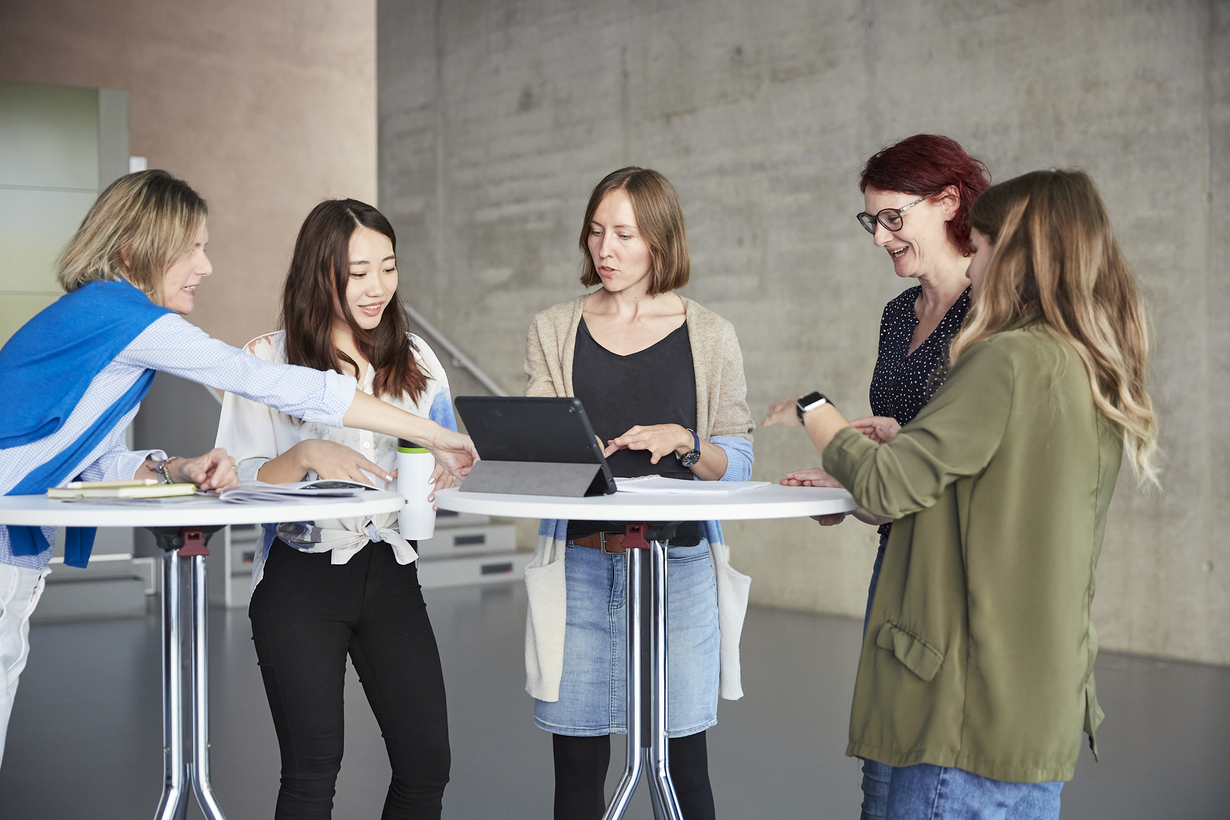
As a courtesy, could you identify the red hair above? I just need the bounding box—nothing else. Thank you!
[859,134,990,256]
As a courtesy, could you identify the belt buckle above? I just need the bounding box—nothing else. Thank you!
[599,532,619,556]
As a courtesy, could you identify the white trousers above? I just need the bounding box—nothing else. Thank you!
[0,563,49,770]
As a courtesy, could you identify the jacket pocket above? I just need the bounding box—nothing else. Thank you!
[875,620,944,681]
[1084,676,1104,761]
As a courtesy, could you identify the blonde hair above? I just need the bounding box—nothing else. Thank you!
[952,169,1159,486]
[57,170,208,304]
[578,167,690,295]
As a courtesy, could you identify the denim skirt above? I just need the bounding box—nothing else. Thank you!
[533,540,720,739]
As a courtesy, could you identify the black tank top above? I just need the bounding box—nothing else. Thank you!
[567,316,701,543]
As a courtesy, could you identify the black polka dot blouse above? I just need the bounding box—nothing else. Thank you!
[869,285,972,426]
[868,285,971,537]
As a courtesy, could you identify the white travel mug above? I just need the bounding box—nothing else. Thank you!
[397,439,436,541]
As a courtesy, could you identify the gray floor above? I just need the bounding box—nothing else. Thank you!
[2,582,1228,819]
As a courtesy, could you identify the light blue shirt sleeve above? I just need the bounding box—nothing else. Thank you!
[119,315,357,427]
[710,435,753,482]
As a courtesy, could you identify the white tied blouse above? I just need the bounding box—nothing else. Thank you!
[214,331,456,591]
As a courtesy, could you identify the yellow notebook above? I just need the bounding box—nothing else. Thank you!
[48,483,197,499]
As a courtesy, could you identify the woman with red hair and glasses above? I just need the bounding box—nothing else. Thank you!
[778,134,990,820]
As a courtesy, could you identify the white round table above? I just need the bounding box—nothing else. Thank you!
[435,484,857,820]
[0,492,402,528]
[0,491,403,820]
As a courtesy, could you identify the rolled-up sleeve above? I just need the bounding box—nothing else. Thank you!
[711,435,753,481]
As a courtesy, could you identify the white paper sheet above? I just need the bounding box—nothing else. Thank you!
[614,476,770,494]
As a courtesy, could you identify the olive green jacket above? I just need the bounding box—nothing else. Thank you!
[824,321,1124,783]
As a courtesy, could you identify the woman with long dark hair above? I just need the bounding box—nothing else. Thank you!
[0,172,474,774]
[216,199,454,819]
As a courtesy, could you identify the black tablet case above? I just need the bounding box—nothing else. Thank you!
[453,396,617,497]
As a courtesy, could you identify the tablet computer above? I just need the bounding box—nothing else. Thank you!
[453,396,617,496]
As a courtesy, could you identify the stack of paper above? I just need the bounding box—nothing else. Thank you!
[219,479,374,504]
[613,476,770,494]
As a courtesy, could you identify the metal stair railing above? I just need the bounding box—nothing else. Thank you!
[403,304,507,397]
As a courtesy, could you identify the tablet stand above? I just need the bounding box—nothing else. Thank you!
[459,460,609,497]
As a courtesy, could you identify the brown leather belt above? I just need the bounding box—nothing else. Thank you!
[572,532,627,554]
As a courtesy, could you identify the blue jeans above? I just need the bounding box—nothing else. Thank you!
[861,534,891,820]
[887,764,1063,820]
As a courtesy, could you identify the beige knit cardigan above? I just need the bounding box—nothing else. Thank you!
[521,293,756,702]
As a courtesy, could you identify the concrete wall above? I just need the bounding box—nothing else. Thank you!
[0,0,378,348]
[378,0,1229,666]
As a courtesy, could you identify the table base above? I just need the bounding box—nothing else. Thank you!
[604,523,684,820]
[148,527,228,820]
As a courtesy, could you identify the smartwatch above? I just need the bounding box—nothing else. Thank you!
[796,391,834,422]
[677,427,701,468]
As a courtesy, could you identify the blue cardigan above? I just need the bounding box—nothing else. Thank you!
[0,280,170,566]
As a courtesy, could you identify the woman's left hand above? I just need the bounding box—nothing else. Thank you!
[762,396,804,427]
[851,416,900,444]
[603,424,692,465]
[781,467,842,487]
[172,448,240,491]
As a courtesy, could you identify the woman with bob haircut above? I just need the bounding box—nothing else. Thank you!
[0,171,476,771]
[781,133,990,819]
[764,168,1159,819]
[215,199,454,819]
[523,167,755,819]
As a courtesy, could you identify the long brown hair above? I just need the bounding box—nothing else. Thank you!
[280,199,427,402]
[578,167,689,295]
[58,170,207,301]
[952,170,1159,485]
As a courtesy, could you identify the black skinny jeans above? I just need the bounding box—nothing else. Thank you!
[249,540,451,819]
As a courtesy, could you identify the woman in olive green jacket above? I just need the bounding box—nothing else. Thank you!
[766,170,1159,819]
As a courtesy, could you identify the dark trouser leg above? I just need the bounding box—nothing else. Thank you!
[668,731,715,820]
[551,731,716,820]
[349,552,450,820]
[552,733,611,820]
[249,543,353,820]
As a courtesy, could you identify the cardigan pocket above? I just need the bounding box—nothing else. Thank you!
[523,551,568,702]
[876,621,944,681]
[711,541,750,701]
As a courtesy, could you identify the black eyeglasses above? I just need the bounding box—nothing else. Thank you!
[856,194,931,235]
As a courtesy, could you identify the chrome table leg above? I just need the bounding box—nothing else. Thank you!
[153,549,187,820]
[645,538,683,819]
[603,544,646,820]
[148,526,227,820]
[602,524,684,820]
[187,548,227,820]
